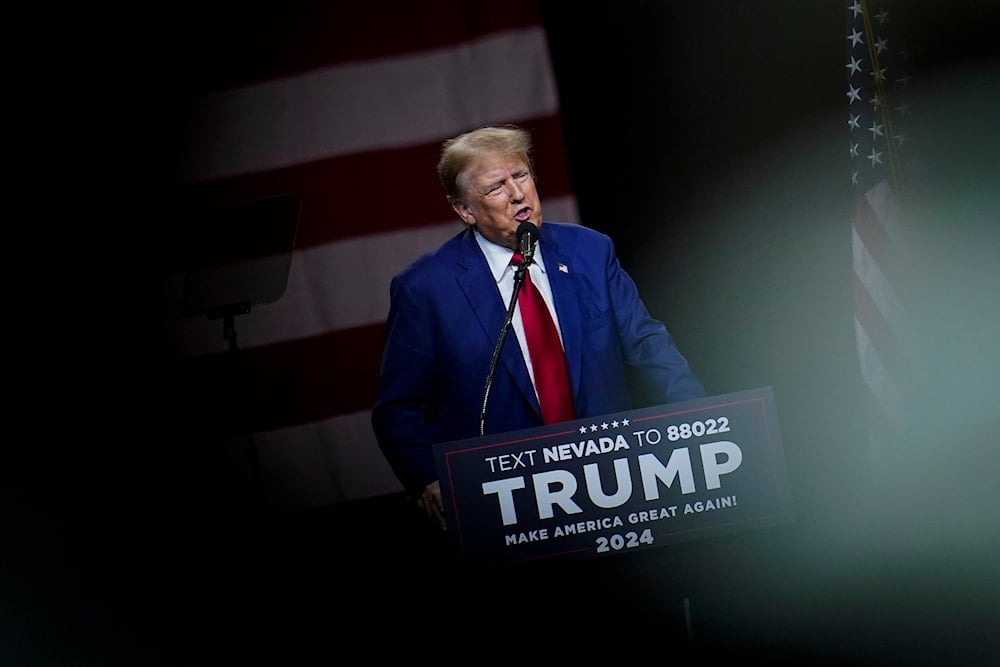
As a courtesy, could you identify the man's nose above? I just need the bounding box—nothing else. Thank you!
[507,181,525,201]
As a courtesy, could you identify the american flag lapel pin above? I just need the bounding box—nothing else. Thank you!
[558,263,568,273]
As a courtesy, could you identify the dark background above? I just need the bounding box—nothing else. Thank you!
[9,1,999,665]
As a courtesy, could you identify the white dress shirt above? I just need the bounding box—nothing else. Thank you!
[474,228,566,394]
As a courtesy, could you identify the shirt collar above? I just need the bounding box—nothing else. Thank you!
[474,227,547,284]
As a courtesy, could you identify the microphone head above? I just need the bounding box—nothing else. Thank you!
[516,221,538,263]
[516,221,538,242]
[516,222,539,260]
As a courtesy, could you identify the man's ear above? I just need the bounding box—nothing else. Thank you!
[451,200,475,226]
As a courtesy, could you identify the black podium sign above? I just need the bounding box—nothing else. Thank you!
[434,386,793,567]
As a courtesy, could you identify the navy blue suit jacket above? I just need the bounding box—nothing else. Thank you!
[372,222,705,495]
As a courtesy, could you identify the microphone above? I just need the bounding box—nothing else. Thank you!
[516,221,539,266]
[480,223,537,436]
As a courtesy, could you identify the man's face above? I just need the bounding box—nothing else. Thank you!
[452,151,543,250]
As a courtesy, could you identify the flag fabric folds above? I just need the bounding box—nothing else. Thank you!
[161,1,578,513]
[845,0,916,462]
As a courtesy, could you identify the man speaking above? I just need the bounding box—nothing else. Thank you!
[372,125,705,532]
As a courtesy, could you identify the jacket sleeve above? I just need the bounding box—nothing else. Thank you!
[605,236,707,404]
[371,274,440,497]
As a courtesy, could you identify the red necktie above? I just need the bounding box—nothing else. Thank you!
[511,252,575,424]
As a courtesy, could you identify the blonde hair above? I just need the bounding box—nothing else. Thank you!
[437,125,534,203]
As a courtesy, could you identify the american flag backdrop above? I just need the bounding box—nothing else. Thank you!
[845,0,917,463]
[157,1,578,514]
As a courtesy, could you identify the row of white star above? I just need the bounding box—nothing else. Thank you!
[848,0,889,24]
[847,84,912,111]
[577,418,630,434]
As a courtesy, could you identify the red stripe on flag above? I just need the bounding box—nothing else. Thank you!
[173,324,386,435]
[164,113,572,268]
[187,2,546,91]
[852,195,905,298]
[852,271,910,386]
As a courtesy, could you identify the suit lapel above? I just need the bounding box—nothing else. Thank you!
[454,229,540,416]
[539,227,584,402]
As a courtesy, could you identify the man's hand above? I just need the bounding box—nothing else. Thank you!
[416,480,446,531]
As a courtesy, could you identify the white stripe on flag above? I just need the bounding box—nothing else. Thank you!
[165,196,579,358]
[864,180,906,246]
[179,26,559,183]
[852,225,909,350]
[853,319,904,435]
[253,411,403,510]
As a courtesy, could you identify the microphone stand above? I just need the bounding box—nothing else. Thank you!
[479,261,528,436]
